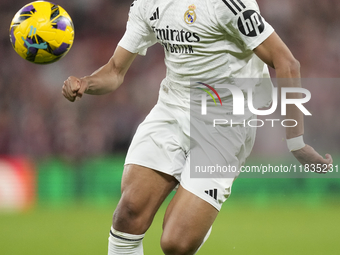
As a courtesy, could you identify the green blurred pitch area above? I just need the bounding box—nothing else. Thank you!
[0,155,339,254]
[0,200,339,255]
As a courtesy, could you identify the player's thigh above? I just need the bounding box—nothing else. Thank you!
[113,164,178,234]
[161,185,218,254]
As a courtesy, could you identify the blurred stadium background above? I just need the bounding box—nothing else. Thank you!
[0,0,339,254]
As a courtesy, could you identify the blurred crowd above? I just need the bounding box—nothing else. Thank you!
[0,0,339,159]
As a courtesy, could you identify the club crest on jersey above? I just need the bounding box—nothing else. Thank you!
[184,4,197,24]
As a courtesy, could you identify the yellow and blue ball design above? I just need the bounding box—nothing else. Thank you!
[9,1,74,64]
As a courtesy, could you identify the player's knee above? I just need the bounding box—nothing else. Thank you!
[160,234,200,255]
[112,196,151,233]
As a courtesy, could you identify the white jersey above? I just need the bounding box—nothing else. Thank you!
[118,0,274,109]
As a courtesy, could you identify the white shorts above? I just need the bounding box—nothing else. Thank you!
[125,98,256,211]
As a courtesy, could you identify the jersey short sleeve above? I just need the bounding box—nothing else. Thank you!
[118,0,157,56]
[213,0,274,50]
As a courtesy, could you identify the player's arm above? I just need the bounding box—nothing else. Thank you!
[62,46,137,102]
[254,32,302,139]
[253,32,333,169]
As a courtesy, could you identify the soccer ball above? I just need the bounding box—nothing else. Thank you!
[9,1,74,64]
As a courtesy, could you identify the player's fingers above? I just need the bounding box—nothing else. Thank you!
[317,154,332,164]
[75,79,88,100]
[62,82,71,97]
[316,153,332,165]
[324,153,333,166]
[63,81,74,100]
[325,153,332,161]
[63,81,76,102]
[313,154,333,173]
[67,76,80,93]
[63,77,82,102]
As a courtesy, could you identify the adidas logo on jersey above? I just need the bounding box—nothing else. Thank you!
[222,0,246,15]
[150,7,160,20]
[205,189,218,200]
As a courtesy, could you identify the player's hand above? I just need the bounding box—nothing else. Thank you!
[62,76,88,102]
[292,144,333,173]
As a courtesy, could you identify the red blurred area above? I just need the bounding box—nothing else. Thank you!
[0,157,36,211]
